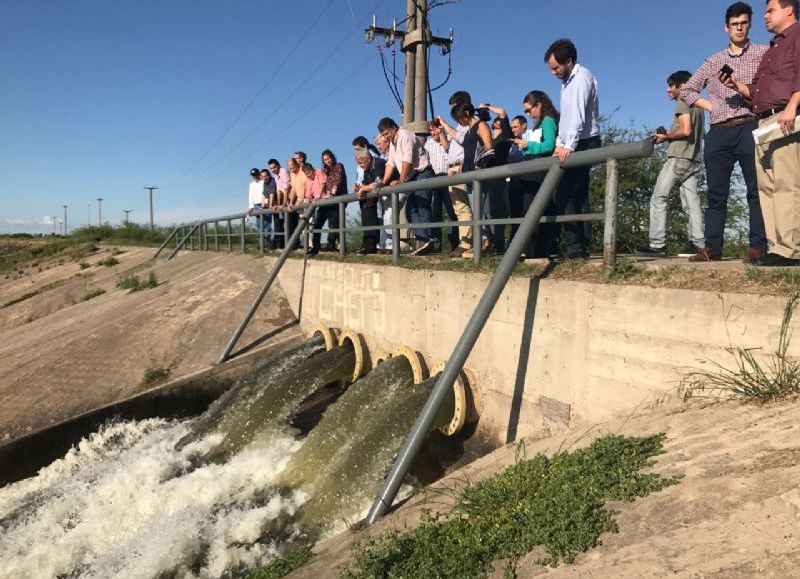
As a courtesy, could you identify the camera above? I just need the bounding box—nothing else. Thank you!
[475,107,491,122]
[651,126,667,143]
[719,64,734,78]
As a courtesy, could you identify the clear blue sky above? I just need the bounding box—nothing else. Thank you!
[0,0,776,234]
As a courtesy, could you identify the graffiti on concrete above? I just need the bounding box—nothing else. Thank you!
[318,265,386,332]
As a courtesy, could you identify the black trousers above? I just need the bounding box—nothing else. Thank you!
[553,135,601,257]
[704,122,766,253]
[430,185,459,249]
[360,202,379,250]
[313,204,340,249]
[510,177,560,257]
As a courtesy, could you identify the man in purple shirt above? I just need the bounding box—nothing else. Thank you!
[726,0,800,266]
[680,2,769,263]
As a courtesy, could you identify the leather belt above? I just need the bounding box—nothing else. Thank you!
[757,106,786,119]
[712,115,757,128]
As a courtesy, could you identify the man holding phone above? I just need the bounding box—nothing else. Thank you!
[680,2,768,263]
[723,0,800,266]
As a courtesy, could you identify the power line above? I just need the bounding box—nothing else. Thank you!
[166,0,338,189]
[179,1,386,187]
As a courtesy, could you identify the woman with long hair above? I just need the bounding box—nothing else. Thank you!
[511,90,561,258]
[316,149,347,251]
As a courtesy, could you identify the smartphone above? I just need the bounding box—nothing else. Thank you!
[719,64,734,77]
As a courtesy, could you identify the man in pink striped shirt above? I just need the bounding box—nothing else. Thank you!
[680,2,768,264]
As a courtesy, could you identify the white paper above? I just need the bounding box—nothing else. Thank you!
[752,115,800,146]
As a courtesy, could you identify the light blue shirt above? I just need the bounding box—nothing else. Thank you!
[557,63,600,151]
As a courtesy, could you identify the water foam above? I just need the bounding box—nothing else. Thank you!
[0,418,305,579]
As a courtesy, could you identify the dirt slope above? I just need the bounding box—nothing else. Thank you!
[294,397,800,579]
[0,246,301,443]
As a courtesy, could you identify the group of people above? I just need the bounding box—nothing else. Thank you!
[247,0,799,267]
[641,0,800,266]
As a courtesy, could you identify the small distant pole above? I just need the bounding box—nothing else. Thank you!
[52,216,57,236]
[122,209,132,225]
[62,204,68,236]
[144,186,158,232]
[97,198,104,225]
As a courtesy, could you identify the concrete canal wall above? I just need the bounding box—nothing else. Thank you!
[276,259,798,447]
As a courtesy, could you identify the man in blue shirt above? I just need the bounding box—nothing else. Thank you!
[545,38,601,259]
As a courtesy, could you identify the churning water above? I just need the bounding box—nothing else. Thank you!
[0,339,434,579]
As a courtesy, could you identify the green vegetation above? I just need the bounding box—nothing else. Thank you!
[683,291,800,402]
[117,271,158,292]
[69,223,167,247]
[243,548,313,579]
[343,434,678,579]
[81,288,106,302]
[141,367,171,387]
[0,239,98,273]
[100,256,119,267]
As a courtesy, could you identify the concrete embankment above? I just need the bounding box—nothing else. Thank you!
[0,247,301,447]
[276,258,800,448]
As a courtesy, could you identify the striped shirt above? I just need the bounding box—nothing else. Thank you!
[425,138,449,175]
[680,41,768,125]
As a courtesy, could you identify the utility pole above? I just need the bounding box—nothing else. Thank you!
[144,186,158,232]
[62,205,68,236]
[365,0,453,137]
[122,209,132,225]
[97,198,104,225]
[52,216,57,236]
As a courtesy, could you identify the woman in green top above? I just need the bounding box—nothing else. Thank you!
[512,90,561,258]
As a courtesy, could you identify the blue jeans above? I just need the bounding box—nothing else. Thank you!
[251,205,272,245]
[649,157,704,248]
[404,168,434,241]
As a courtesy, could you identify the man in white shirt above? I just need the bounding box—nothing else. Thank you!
[545,38,601,259]
[246,167,267,247]
[378,117,436,255]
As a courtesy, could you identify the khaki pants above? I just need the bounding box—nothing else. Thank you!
[756,114,800,258]
[447,165,473,249]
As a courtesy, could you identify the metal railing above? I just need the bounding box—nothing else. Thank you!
[153,140,652,280]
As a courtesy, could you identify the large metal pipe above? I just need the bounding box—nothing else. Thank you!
[366,163,565,524]
[217,206,314,364]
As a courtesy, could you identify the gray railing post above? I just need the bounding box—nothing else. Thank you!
[391,193,400,264]
[240,217,246,253]
[365,164,566,525]
[217,206,315,364]
[472,180,482,265]
[151,226,180,260]
[603,159,619,280]
[259,211,264,255]
[339,201,346,256]
[227,220,232,252]
[213,221,219,252]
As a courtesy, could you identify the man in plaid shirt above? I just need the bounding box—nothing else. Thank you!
[680,2,768,263]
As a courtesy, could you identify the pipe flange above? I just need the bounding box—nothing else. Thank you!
[392,346,427,385]
[372,351,392,368]
[430,361,467,436]
[338,329,368,383]
[310,324,338,351]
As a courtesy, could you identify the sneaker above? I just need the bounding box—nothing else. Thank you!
[462,249,474,259]
[677,244,703,258]
[688,248,721,262]
[636,245,667,257]
[755,252,800,267]
[412,240,434,256]
[743,246,766,264]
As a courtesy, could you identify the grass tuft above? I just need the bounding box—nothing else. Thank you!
[140,367,170,387]
[343,434,679,578]
[116,272,158,293]
[683,291,800,402]
[99,256,119,267]
[81,288,106,302]
[242,548,313,579]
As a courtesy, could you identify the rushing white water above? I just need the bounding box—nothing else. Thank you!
[0,418,306,579]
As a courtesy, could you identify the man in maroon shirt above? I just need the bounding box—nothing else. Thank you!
[727,0,800,265]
